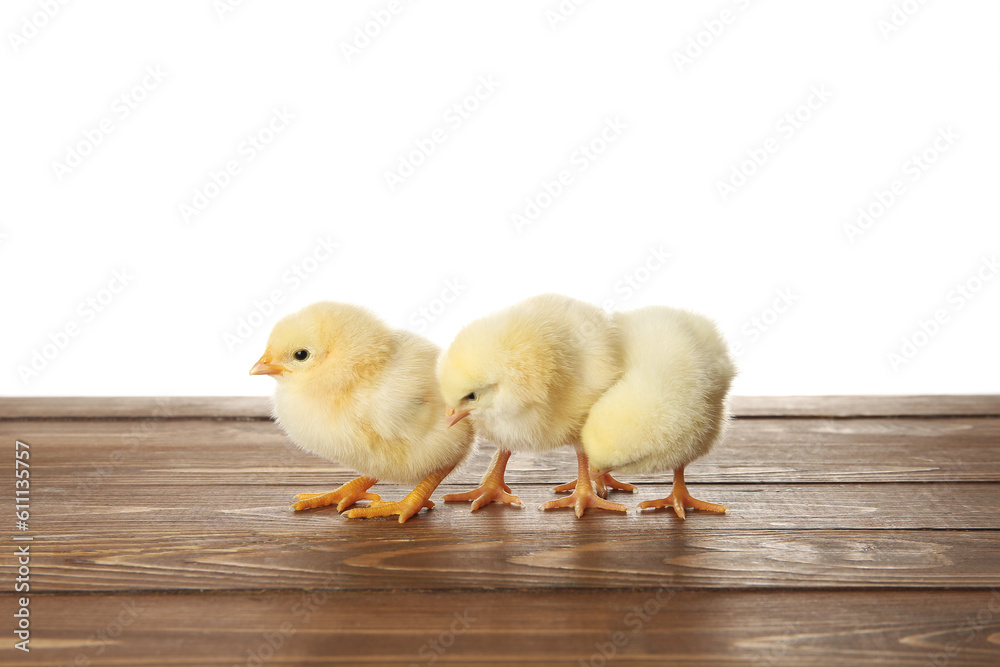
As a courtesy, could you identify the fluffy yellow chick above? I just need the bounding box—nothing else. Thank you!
[438,294,633,516]
[581,306,736,518]
[250,302,474,523]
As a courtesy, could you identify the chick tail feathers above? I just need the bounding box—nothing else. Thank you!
[580,372,666,474]
[583,366,734,476]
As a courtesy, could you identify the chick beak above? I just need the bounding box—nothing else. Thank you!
[445,407,471,428]
[249,349,287,376]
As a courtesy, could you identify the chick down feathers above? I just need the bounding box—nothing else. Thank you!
[581,306,736,475]
[265,302,474,484]
[438,294,621,453]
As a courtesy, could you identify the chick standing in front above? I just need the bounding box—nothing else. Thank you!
[250,302,474,523]
[581,306,735,518]
[437,294,635,516]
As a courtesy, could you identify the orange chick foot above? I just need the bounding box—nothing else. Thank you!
[540,471,628,518]
[639,484,726,519]
[344,497,435,523]
[555,473,637,496]
[540,484,627,518]
[638,469,726,520]
[442,448,521,511]
[343,465,454,524]
[442,481,522,511]
[544,448,629,517]
[593,473,638,497]
[291,476,380,512]
[638,492,726,519]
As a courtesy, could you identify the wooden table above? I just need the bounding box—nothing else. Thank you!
[2,396,998,666]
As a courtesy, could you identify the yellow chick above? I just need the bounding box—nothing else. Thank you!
[438,294,633,516]
[250,302,474,523]
[581,306,736,518]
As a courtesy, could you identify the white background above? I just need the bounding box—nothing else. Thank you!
[2,0,997,397]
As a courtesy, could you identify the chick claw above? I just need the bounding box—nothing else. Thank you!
[290,476,380,512]
[442,482,523,512]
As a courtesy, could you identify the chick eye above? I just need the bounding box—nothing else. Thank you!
[293,349,309,361]
[464,392,477,401]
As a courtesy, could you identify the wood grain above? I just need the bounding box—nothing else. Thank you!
[1,590,997,666]
[19,528,1000,593]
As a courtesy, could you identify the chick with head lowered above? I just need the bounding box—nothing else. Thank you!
[581,306,736,518]
[250,302,474,523]
[437,294,637,517]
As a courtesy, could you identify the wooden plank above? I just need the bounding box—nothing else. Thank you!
[18,481,1000,537]
[3,394,998,420]
[2,417,997,484]
[19,528,1000,593]
[2,590,998,666]
[0,396,273,421]
[733,394,1000,418]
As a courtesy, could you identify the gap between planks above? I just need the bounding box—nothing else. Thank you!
[2,395,999,420]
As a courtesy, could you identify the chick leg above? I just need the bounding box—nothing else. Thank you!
[638,467,727,519]
[556,472,637,497]
[442,449,523,511]
[291,476,381,512]
[539,448,628,518]
[345,465,454,524]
